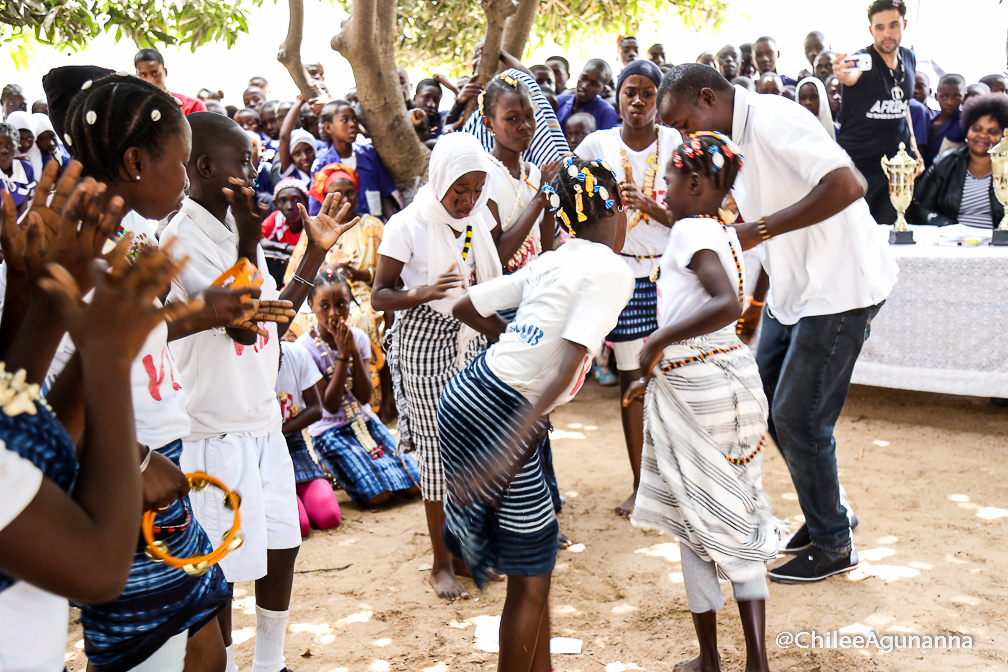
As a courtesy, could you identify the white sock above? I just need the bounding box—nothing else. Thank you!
[225,643,238,672]
[251,606,289,672]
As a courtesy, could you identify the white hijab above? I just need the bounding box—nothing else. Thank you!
[796,77,836,141]
[413,132,502,301]
[5,111,43,178]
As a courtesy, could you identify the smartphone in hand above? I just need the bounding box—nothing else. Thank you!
[843,53,872,72]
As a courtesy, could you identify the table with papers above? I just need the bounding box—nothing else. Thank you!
[848,225,1008,397]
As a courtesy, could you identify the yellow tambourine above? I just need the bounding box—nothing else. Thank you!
[143,472,243,576]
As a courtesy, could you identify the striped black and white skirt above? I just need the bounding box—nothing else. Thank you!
[438,354,558,588]
[387,304,485,501]
[630,327,783,585]
[608,276,659,342]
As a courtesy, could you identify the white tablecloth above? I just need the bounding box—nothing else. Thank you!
[849,225,1008,397]
[744,224,1008,397]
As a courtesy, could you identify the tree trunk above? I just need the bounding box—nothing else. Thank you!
[277,0,320,101]
[331,0,430,201]
[462,0,519,120]
[500,0,539,62]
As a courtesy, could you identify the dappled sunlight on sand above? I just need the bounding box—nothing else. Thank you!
[635,542,682,563]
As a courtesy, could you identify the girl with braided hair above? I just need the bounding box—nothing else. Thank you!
[297,269,421,510]
[43,70,281,672]
[623,132,781,672]
[439,157,634,672]
[574,58,683,519]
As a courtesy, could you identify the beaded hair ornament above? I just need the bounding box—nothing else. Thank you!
[71,74,163,148]
[671,130,744,172]
[542,157,619,236]
[478,72,520,116]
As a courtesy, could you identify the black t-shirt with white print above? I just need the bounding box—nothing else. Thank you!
[837,45,916,164]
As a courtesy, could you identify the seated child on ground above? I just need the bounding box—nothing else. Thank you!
[276,340,341,536]
[297,270,421,509]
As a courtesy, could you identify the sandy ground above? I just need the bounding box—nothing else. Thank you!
[65,381,1008,671]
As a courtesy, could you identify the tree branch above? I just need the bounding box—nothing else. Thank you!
[331,0,430,202]
[277,0,320,100]
[501,0,540,60]
[463,0,519,119]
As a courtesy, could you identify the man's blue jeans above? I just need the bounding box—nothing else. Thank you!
[756,303,883,558]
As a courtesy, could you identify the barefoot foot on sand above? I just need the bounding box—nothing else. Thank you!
[429,565,470,600]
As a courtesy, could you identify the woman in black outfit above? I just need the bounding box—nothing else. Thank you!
[910,94,1008,228]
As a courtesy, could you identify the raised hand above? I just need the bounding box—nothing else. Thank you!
[540,159,563,188]
[619,181,652,215]
[222,177,267,243]
[297,192,359,253]
[43,178,125,295]
[38,246,195,366]
[231,299,296,337]
[0,190,44,280]
[21,159,84,251]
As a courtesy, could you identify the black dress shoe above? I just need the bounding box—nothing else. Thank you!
[769,546,859,584]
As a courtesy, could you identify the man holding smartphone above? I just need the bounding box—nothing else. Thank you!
[834,0,922,225]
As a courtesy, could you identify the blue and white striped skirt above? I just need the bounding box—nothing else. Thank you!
[313,419,421,507]
[608,276,659,342]
[438,354,558,588]
[285,431,329,484]
[80,440,231,672]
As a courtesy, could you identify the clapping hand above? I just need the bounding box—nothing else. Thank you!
[38,246,197,367]
[297,192,359,253]
[21,159,85,251]
[222,177,268,243]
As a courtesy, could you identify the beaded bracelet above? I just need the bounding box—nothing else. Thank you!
[143,472,242,576]
[756,218,772,241]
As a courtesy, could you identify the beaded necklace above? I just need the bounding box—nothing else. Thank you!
[460,225,473,262]
[485,153,541,272]
[621,133,660,231]
[694,213,744,304]
[311,329,384,459]
[648,213,743,303]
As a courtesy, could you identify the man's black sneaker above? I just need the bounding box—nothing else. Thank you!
[769,546,859,583]
[781,524,811,554]
[781,513,860,556]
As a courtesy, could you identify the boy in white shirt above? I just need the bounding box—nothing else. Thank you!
[656,64,898,584]
[161,111,355,672]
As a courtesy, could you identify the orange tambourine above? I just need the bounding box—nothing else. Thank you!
[143,472,243,576]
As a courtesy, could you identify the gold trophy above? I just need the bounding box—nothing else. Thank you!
[881,142,919,245]
[989,128,1008,246]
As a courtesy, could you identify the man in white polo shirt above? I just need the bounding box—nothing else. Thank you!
[657,64,898,583]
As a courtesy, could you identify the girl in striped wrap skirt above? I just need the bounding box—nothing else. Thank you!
[623,133,783,672]
[439,158,633,672]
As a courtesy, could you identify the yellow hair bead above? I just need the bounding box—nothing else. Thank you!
[558,209,575,236]
[574,185,587,222]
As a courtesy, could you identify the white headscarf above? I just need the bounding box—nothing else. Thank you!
[5,111,43,178]
[796,77,836,141]
[413,132,502,294]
